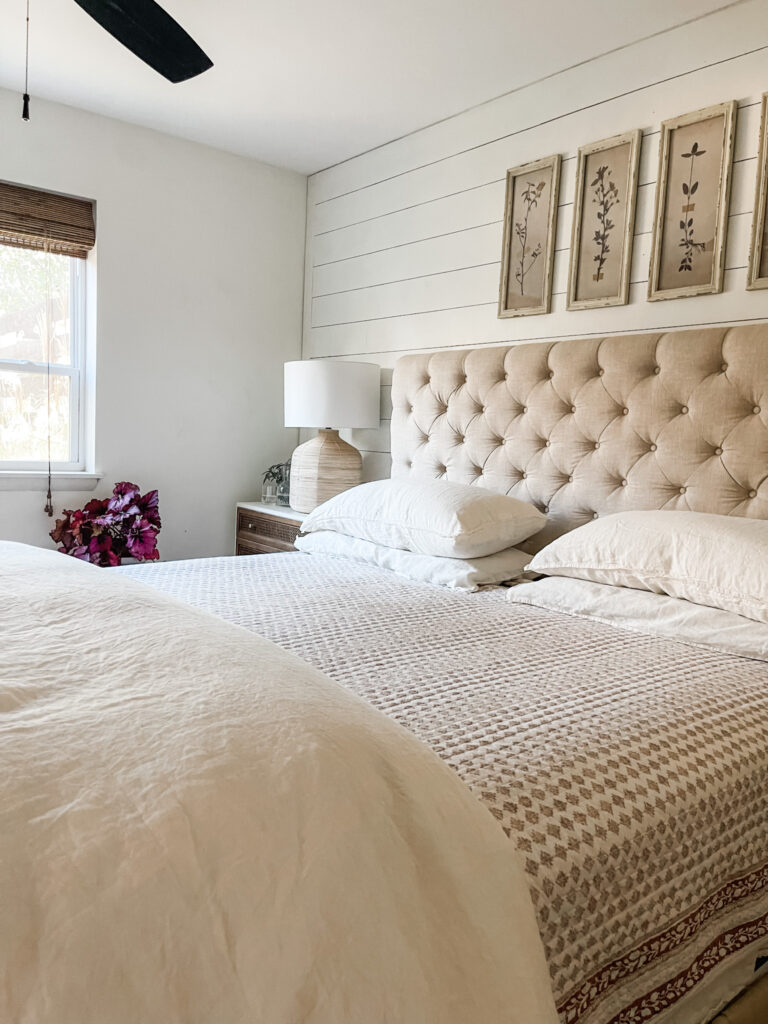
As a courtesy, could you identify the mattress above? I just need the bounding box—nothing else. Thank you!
[120,551,768,1024]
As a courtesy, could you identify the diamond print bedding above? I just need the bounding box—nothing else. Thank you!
[120,551,768,1024]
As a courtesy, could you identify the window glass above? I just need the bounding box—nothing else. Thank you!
[0,244,83,467]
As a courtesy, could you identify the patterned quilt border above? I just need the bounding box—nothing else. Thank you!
[560,862,768,1023]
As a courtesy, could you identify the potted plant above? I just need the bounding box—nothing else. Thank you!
[50,481,161,567]
[262,460,291,506]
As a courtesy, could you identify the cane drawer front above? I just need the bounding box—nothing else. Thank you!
[236,507,302,555]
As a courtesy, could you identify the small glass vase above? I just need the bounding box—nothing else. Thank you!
[262,480,278,504]
[276,480,290,506]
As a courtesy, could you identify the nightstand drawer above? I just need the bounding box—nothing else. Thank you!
[235,505,304,555]
[236,536,300,556]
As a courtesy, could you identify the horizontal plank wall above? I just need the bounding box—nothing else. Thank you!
[303,0,768,482]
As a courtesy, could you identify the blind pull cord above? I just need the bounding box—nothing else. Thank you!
[22,0,31,121]
[44,235,53,517]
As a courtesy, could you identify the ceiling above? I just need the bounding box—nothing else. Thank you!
[0,0,739,174]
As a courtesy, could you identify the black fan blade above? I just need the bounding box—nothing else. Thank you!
[72,0,213,83]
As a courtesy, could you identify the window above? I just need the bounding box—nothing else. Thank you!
[0,245,86,468]
[0,181,95,472]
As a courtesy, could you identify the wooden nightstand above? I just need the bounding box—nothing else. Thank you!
[235,502,306,555]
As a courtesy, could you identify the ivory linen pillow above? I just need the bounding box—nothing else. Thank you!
[295,531,531,590]
[526,510,768,623]
[300,479,546,558]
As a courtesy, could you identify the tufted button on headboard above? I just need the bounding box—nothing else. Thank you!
[390,325,768,553]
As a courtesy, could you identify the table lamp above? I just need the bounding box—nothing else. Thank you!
[284,359,380,513]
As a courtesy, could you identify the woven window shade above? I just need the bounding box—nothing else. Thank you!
[0,181,95,259]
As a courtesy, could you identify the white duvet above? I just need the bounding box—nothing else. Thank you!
[0,542,557,1024]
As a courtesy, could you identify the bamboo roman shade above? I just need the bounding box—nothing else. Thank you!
[0,181,95,259]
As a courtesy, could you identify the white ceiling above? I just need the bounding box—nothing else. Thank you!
[0,0,738,174]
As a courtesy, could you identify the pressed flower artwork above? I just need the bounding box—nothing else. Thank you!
[649,101,736,300]
[498,154,561,317]
[747,92,768,291]
[568,130,641,310]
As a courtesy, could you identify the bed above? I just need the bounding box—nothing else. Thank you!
[4,325,768,1024]
[119,324,768,1024]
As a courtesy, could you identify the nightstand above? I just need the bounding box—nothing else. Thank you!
[235,502,306,555]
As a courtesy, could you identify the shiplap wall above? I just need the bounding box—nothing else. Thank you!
[302,0,768,481]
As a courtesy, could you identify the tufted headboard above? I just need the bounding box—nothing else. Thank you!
[390,325,768,552]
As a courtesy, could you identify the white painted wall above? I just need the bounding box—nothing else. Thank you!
[0,88,306,559]
[302,0,768,481]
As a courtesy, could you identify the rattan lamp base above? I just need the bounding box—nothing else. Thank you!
[289,429,362,513]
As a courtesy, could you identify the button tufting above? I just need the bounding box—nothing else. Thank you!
[598,368,605,377]
[570,406,577,414]
[522,471,527,479]
[721,364,728,373]
[543,506,549,514]
[594,442,600,450]
[650,443,657,452]
[522,406,528,413]
[679,487,687,495]
[545,440,551,447]
[621,479,628,487]
[681,406,688,415]
[653,366,661,375]
[622,408,629,416]
[592,512,599,520]
[754,406,761,415]
[749,489,757,498]
[457,435,464,443]
[548,370,554,379]
[568,475,573,483]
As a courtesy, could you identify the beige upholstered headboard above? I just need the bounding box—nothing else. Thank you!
[390,325,768,552]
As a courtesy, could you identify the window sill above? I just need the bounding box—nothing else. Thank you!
[0,471,102,492]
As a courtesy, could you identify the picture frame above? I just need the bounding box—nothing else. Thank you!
[747,92,768,291]
[567,129,642,310]
[648,100,736,301]
[498,154,561,318]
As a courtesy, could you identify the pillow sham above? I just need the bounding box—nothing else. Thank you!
[295,531,531,591]
[526,510,768,624]
[300,479,546,558]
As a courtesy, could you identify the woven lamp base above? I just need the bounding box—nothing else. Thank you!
[289,429,362,513]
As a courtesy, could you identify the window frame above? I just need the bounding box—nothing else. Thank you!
[0,252,87,472]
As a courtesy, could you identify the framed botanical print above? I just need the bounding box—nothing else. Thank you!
[747,92,768,290]
[648,100,736,301]
[567,129,642,310]
[498,154,561,318]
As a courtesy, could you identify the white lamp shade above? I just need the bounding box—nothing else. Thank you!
[284,360,380,429]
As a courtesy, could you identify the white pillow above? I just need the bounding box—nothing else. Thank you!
[295,531,531,591]
[526,510,768,623]
[300,479,546,558]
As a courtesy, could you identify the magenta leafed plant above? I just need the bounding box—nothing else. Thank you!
[50,482,161,567]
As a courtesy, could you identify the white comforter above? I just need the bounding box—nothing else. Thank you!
[0,542,557,1024]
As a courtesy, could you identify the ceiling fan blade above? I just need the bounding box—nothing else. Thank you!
[72,0,213,83]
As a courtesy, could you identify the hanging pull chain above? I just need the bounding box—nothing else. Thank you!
[22,0,30,121]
